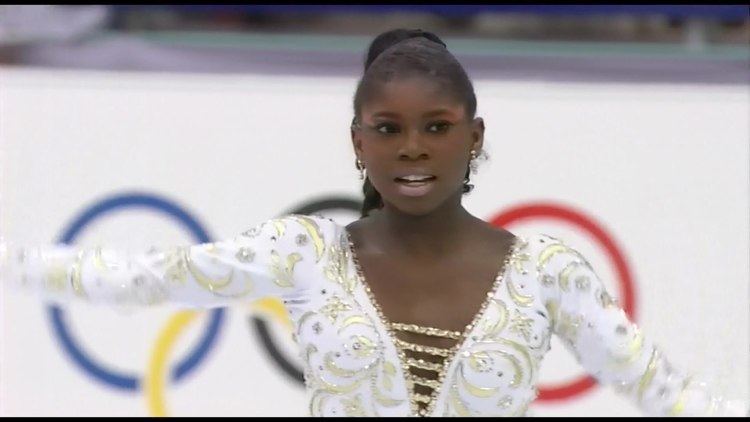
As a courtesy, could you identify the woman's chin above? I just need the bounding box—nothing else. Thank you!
[380,197,448,218]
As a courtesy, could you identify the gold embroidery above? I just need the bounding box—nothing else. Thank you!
[449,384,472,416]
[508,240,531,274]
[186,251,234,292]
[291,215,326,262]
[537,244,572,271]
[339,315,375,334]
[209,274,254,299]
[544,300,559,326]
[506,277,534,307]
[297,311,319,337]
[559,260,582,292]
[320,295,352,323]
[372,378,404,407]
[342,394,366,417]
[495,338,536,385]
[70,250,87,298]
[381,361,397,391]
[556,311,583,344]
[597,289,617,308]
[45,263,68,292]
[324,351,358,377]
[163,247,188,283]
[349,335,376,358]
[93,247,113,272]
[509,309,535,342]
[637,349,660,402]
[512,399,530,416]
[271,219,286,238]
[495,350,524,388]
[669,377,692,416]
[459,361,498,398]
[316,375,364,395]
[324,240,357,294]
[609,328,645,369]
[482,299,509,339]
[309,390,328,417]
[269,250,302,288]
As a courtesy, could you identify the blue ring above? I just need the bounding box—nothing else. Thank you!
[47,192,225,390]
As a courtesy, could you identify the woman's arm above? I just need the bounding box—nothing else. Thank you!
[1,214,329,309]
[532,234,746,416]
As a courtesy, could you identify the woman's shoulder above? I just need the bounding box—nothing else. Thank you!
[512,232,595,274]
[282,213,340,226]
[255,213,340,228]
[241,213,341,243]
[511,231,574,247]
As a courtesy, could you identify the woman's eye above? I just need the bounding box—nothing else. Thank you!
[427,122,451,133]
[376,124,399,134]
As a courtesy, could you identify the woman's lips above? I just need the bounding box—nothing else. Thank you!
[394,178,436,197]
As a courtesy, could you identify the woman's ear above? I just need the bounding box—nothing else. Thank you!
[471,117,485,152]
[351,130,363,158]
[351,117,363,158]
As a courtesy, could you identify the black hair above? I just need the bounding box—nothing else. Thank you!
[352,28,479,218]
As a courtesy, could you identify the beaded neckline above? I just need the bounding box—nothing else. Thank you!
[344,228,521,417]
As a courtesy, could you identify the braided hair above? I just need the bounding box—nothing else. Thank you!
[352,29,480,218]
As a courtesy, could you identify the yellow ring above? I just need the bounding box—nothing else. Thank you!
[145,310,201,417]
[143,298,291,416]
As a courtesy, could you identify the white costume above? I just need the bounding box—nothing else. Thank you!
[1,214,746,416]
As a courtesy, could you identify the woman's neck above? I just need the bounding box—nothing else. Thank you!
[370,195,478,257]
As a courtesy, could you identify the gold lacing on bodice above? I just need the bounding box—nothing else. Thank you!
[389,321,462,415]
[345,229,520,417]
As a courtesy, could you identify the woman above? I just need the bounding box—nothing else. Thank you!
[1,28,746,417]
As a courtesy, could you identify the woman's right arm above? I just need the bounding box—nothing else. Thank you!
[1,214,330,309]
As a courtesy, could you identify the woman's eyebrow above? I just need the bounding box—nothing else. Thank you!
[422,108,459,118]
[369,109,459,119]
[371,111,400,119]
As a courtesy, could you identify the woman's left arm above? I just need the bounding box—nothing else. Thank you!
[533,234,747,416]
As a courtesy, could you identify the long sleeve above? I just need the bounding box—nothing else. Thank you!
[533,233,747,417]
[1,214,329,309]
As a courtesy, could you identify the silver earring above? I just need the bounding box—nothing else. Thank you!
[469,149,479,174]
[356,158,366,180]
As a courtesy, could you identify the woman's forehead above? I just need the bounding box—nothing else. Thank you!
[361,77,465,118]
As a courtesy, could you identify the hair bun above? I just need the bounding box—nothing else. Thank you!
[412,29,447,48]
[364,28,447,71]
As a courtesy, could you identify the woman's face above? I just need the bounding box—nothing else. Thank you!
[352,76,484,217]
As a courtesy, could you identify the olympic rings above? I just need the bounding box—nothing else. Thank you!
[50,192,225,394]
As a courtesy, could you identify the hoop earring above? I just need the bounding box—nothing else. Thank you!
[356,158,366,180]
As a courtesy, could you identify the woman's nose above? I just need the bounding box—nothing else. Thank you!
[398,130,428,159]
